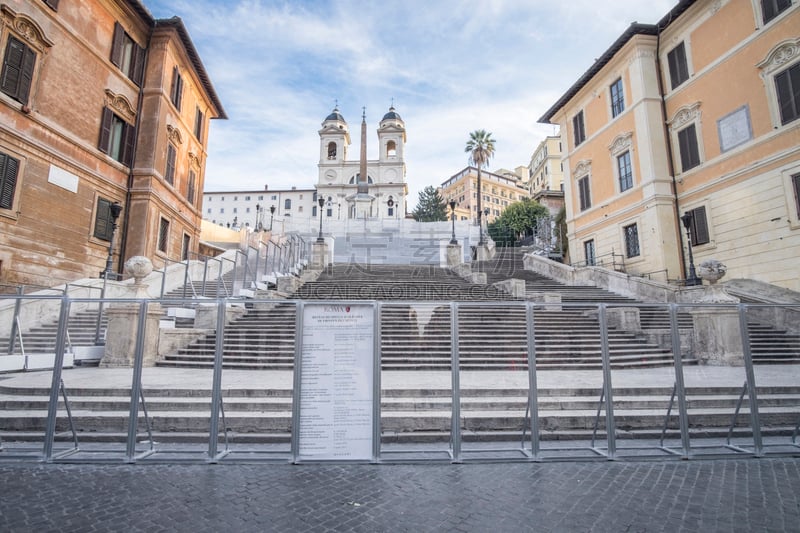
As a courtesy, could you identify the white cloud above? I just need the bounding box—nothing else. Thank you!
[147,0,678,202]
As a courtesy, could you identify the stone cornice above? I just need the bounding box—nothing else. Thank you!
[757,38,800,76]
[166,124,183,145]
[1,4,55,52]
[573,159,592,178]
[608,131,634,155]
[104,90,136,123]
[668,102,702,130]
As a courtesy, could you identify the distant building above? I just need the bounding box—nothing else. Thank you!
[539,0,800,289]
[439,167,528,224]
[0,0,225,286]
[202,186,317,229]
[528,135,565,217]
[315,106,408,220]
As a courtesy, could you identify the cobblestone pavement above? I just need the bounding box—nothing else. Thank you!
[1,458,799,532]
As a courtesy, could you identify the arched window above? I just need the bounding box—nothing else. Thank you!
[327,142,337,159]
[349,174,374,184]
[386,140,397,157]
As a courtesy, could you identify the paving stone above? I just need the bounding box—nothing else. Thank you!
[0,458,798,532]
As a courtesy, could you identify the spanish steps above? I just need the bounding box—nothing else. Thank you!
[1,247,799,446]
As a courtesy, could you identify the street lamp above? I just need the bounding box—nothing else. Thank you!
[680,212,702,286]
[269,205,275,231]
[102,201,123,279]
[449,200,458,245]
[255,203,261,231]
[317,197,325,242]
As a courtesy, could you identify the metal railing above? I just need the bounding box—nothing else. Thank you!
[0,298,798,464]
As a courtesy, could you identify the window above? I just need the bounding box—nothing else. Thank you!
[762,0,792,23]
[219,208,224,213]
[775,62,800,125]
[98,107,136,166]
[271,195,277,200]
[387,140,397,157]
[0,151,20,210]
[165,144,176,185]
[245,196,251,201]
[1,36,36,105]
[110,23,145,86]
[610,78,625,117]
[284,199,291,210]
[327,142,337,159]
[326,207,333,217]
[170,66,183,110]
[677,124,701,172]
[194,107,204,139]
[207,208,211,214]
[186,170,197,204]
[233,208,237,214]
[312,206,317,217]
[667,42,690,89]
[572,111,586,146]
[685,206,710,246]
[793,173,800,217]
[578,176,591,211]
[584,240,596,266]
[158,217,169,253]
[181,234,190,261]
[624,224,640,258]
[617,151,633,192]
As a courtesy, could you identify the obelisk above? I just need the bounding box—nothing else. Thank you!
[354,107,374,218]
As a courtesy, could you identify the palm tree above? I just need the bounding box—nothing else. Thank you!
[465,129,496,244]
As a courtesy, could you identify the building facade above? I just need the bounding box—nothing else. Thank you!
[539,0,800,289]
[440,167,529,224]
[202,186,317,229]
[0,0,225,287]
[316,106,408,220]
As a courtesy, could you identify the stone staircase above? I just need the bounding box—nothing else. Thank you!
[2,374,798,444]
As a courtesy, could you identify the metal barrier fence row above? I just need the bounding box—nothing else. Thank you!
[0,297,798,464]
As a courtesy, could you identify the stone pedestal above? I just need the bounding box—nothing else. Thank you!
[606,307,641,332]
[526,292,562,311]
[195,303,246,329]
[445,243,462,267]
[492,278,526,298]
[691,308,744,366]
[277,275,303,296]
[476,243,493,261]
[311,241,329,270]
[100,304,162,367]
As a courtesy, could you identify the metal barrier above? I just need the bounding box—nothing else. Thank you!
[0,297,798,464]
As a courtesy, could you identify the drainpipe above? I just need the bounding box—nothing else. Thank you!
[655,24,689,282]
[118,28,153,275]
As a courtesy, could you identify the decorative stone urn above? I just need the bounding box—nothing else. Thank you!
[124,256,153,298]
[697,259,727,285]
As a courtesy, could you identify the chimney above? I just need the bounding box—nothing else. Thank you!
[264,184,269,191]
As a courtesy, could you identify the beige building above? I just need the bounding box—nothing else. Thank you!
[0,0,224,287]
[440,166,529,224]
[539,0,800,289]
[528,135,566,217]
[203,186,317,229]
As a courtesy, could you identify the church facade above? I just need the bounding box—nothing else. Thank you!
[316,106,408,220]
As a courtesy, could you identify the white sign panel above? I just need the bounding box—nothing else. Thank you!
[298,303,374,460]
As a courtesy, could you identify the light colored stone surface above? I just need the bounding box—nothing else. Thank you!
[100,304,162,367]
[606,307,641,331]
[691,308,744,366]
[492,279,526,298]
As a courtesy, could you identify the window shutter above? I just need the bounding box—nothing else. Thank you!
[131,44,146,86]
[165,144,176,185]
[775,64,799,125]
[94,198,112,240]
[98,107,113,154]
[19,44,35,105]
[0,153,20,209]
[692,206,710,245]
[122,122,137,167]
[110,23,124,67]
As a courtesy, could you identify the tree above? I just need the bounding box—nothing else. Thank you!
[411,186,448,222]
[498,198,548,239]
[465,129,496,244]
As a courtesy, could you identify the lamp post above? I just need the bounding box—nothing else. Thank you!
[680,212,702,286]
[255,203,261,231]
[449,200,458,245]
[102,201,123,279]
[483,207,490,243]
[317,197,325,242]
[269,205,275,231]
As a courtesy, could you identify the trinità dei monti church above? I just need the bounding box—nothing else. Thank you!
[316,105,408,220]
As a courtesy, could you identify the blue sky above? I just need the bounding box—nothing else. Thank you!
[146,0,675,205]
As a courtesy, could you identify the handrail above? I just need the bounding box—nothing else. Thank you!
[571,250,626,272]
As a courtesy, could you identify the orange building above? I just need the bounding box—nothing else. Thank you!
[440,166,528,224]
[539,0,799,290]
[0,0,225,287]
